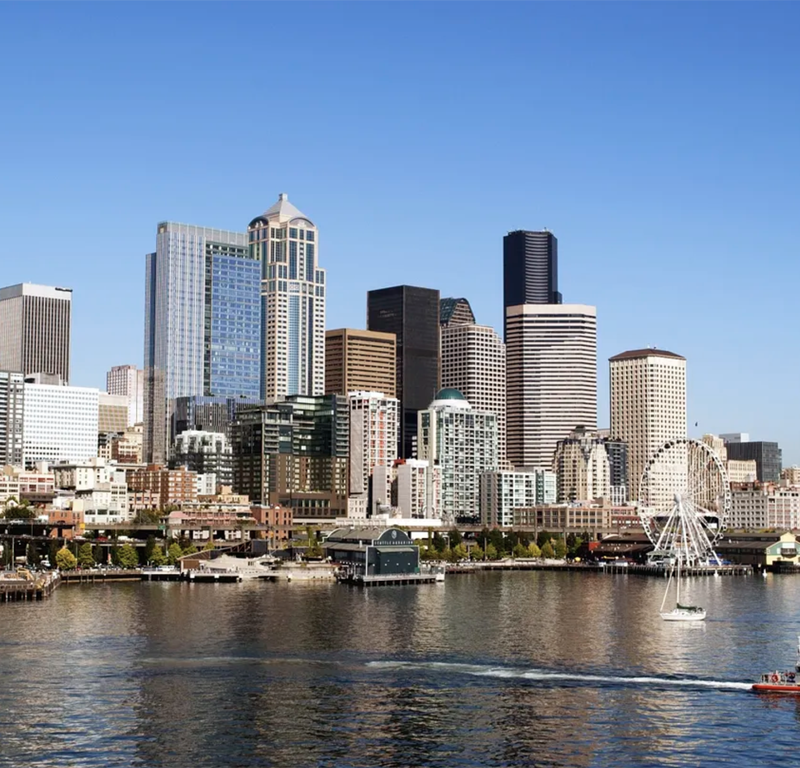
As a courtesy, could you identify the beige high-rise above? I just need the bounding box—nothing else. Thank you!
[0,283,72,382]
[609,349,687,502]
[325,329,396,397]
[506,304,597,470]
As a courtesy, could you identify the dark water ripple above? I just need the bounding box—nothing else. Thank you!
[1,573,800,766]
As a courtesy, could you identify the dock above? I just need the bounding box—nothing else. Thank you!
[0,572,61,602]
[339,571,444,587]
[445,560,752,577]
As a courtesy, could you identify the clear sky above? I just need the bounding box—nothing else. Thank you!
[1,3,799,461]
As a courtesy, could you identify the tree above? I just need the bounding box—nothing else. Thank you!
[144,536,157,563]
[149,547,166,566]
[471,544,484,561]
[451,543,468,562]
[527,542,541,558]
[541,541,555,559]
[554,538,568,559]
[56,546,77,571]
[537,530,553,548]
[77,542,95,568]
[448,528,463,548]
[488,528,505,556]
[512,542,528,559]
[167,543,183,565]
[183,543,198,556]
[485,542,499,560]
[432,532,448,553]
[47,539,60,568]
[117,544,140,569]
[203,540,216,551]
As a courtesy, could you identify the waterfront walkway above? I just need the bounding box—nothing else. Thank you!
[445,560,751,576]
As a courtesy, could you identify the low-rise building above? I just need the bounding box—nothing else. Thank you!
[781,467,800,486]
[730,486,800,531]
[323,526,419,576]
[727,459,758,484]
[513,502,632,537]
[127,465,197,510]
[715,532,800,568]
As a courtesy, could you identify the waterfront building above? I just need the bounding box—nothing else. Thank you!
[0,370,24,467]
[479,469,557,528]
[503,230,560,339]
[1,464,55,505]
[231,395,349,522]
[727,459,757,484]
[53,458,129,524]
[0,283,72,382]
[247,193,325,401]
[144,221,258,464]
[440,297,476,327]
[396,459,438,519]
[106,365,144,426]
[417,388,499,524]
[724,440,782,483]
[729,487,800,531]
[324,526,420,577]
[552,427,611,503]
[512,501,630,537]
[127,465,198,510]
[609,348,686,504]
[367,285,440,458]
[506,304,597,470]
[348,391,399,515]
[441,323,506,467]
[325,328,396,398]
[172,430,232,489]
[22,381,99,466]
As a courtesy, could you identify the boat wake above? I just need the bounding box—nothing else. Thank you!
[367,660,752,691]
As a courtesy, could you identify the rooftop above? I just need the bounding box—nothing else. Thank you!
[609,348,685,362]
[253,193,313,225]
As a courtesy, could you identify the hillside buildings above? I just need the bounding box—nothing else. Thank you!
[367,285,440,458]
[248,193,325,401]
[0,283,72,382]
[325,328,396,398]
[609,348,687,503]
[417,389,499,524]
[506,304,597,470]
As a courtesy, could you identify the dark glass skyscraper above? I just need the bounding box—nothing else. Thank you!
[724,441,782,483]
[367,285,440,458]
[503,230,561,338]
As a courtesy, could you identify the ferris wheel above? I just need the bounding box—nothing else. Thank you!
[638,438,731,566]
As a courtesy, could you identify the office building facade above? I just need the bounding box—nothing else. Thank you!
[724,441,782,483]
[506,304,597,470]
[106,365,144,426]
[440,297,476,327]
[0,371,24,466]
[552,427,611,503]
[325,328,396,398]
[441,323,506,467]
[479,469,557,528]
[609,349,687,503]
[367,285,440,458]
[0,283,72,382]
[248,193,325,401]
[503,230,560,338]
[144,222,257,464]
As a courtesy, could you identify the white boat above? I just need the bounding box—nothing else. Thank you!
[660,556,706,622]
[197,553,277,580]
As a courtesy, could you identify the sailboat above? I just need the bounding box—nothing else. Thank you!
[660,555,706,622]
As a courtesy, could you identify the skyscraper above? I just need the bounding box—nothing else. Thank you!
[609,349,687,502]
[724,441,782,483]
[367,285,440,458]
[106,365,144,426]
[441,323,506,467]
[143,222,258,463]
[506,304,597,470]
[440,297,476,327]
[503,230,560,338]
[0,283,72,382]
[325,328,396,397]
[0,371,24,466]
[248,193,325,401]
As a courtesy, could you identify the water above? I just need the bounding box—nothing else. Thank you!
[1,570,800,767]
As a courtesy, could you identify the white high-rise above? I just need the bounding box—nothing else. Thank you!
[506,304,597,470]
[348,391,399,515]
[552,427,611,502]
[441,323,506,467]
[248,194,326,400]
[106,365,144,426]
[609,349,687,502]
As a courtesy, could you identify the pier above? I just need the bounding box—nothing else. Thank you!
[445,560,752,577]
[0,572,60,602]
[339,572,443,587]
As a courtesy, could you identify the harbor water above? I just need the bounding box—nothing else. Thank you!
[1,570,799,767]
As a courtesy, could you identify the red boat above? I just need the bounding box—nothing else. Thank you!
[752,636,800,693]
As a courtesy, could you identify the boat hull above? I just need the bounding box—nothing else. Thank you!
[660,609,706,622]
[753,683,800,693]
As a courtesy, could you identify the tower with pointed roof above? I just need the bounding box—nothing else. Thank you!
[248,194,326,400]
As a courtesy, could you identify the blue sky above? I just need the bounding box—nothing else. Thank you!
[1,3,799,461]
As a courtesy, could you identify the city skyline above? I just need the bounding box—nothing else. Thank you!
[2,4,799,461]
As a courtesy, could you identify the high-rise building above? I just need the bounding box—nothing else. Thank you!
[106,365,144,426]
[506,304,597,470]
[325,329,396,398]
[172,430,233,488]
[440,297,476,327]
[441,323,506,467]
[396,459,438,518]
[0,283,72,382]
[97,393,128,458]
[724,441,782,483]
[367,285,440,458]
[418,388,499,523]
[552,427,611,503]
[169,395,261,447]
[0,371,24,466]
[479,469,557,528]
[248,194,325,401]
[23,381,99,466]
[348,391,399,516]
[143,221,258,464]
[609,349,687,503]
[503,230,560,339]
